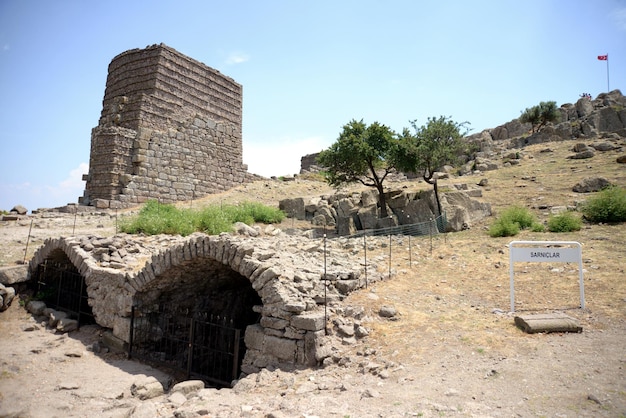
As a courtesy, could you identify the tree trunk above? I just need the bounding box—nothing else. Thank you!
[376,183,388,218]
[433,179,442,218]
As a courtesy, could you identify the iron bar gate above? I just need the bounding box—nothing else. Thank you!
[128,304,243,388]
[35,260,94,326]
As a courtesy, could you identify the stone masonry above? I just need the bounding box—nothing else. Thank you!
[81,44,253,209]
[28,231,385,374]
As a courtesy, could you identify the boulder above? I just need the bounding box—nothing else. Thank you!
[378,305,398,318]
[170,380,205,396]
[0,265,28,285]
[617,155,626,164]
[575,97,594,118]
[336,216,357,236]
[313,205,336,226]
[474,157,498,171]
[279,197,305,220]
[26,300,47,316]
[441,192,492,232]
[10,205,28,215]
[131,376,165,400]
[233,222,259,237]
[0,283,16,311]
[335,197,359,217]
[572,177,612,193]
[567,150,595,159]
[572,143,592,152]
[357,205,379,230]
[591,142,621,151]
[360,190,378,207]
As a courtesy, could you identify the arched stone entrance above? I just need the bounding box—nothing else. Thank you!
[28,232,382,381]
[28,248,95,326]
[129,257,262,386]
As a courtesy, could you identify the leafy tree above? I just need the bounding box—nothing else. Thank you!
[519,101,560,133]
[395,116,469,217]
[317,119,398,218]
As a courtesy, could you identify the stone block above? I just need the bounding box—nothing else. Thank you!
[170,380,205,396]
[291,311,326,331]
[0,265,28,285]
[264,335,296,361]
[244,324,265,350]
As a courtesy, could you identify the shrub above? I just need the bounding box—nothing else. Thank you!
[581,186,626,223]
[547,211,582,232]
[530,222,545,232]
[500,205,536,229]
[488,219,520,237]
[488,206,541,237]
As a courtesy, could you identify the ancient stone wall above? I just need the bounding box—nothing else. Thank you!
[81,44,252,208]
[27,232,385,374]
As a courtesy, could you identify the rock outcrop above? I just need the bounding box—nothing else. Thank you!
[281,188,491,234]
[467,90,626,149]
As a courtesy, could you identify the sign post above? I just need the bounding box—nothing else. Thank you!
[509,241,584,312]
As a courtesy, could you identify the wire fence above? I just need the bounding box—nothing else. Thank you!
[346,212,447,239]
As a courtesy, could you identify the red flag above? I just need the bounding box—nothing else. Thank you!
[598,55,608,61]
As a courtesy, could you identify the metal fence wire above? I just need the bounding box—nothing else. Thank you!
[34,260,95,326]
[128,304,243,388]
[347,212,447,238]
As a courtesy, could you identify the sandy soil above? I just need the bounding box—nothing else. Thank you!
[1,142,626,417]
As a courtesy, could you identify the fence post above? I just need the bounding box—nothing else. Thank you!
[323,234,328,335]
[128,306,135,360]
[387,236,391,278]
[409,234,412,268]
[23,219,33,264]
[77,277,84,330]
[232,329,241,382]
[429,218,434,256]
[187,317,195,379]
[363,235,368,288]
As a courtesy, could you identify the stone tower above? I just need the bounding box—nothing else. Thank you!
[81,44,250,208]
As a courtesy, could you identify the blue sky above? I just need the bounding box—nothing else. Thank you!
[1,1,624,211]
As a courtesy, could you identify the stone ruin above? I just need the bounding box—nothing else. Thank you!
[80,44,254,209]
[24,231,387,378]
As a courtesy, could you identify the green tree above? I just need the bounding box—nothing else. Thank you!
[317,119,398,218]
[519,101,560,133]
[395,116,469,216]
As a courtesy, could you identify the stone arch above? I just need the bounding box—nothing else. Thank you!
[28,232,378,376]
[27,241,96,325]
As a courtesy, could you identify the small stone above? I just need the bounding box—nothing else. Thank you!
[379,305,397,318]
[361,388,380,398]
[167,391,187,406]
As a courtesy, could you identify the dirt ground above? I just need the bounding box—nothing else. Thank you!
[1,140,625,417]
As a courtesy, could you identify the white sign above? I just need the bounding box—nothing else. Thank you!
[509,241,584,312]
[510,246,581,263]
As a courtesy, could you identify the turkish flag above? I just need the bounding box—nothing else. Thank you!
[598,55,608,60]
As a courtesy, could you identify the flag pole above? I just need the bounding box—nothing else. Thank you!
[606,54,610,92]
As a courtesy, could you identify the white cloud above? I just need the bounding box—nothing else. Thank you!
[225,51,250,65]
[0,163,88,211]
[243,136,329,178]
[57,162,88,191]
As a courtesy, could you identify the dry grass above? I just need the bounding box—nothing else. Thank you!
[340,140,626,363]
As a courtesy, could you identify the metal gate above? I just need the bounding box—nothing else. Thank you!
[128,304,243,387]
[34,260,94,326]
